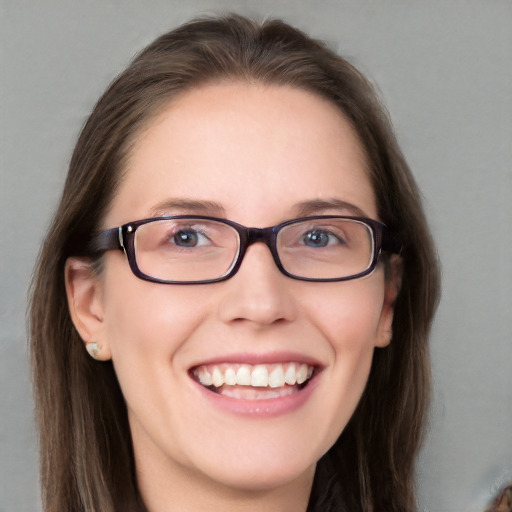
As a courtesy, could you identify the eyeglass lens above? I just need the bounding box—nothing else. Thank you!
[133,218,374,282]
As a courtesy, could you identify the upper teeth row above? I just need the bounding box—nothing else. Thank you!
[193,363,314,389]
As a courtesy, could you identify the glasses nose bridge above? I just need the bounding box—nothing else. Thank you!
[246,225,278,247]
[241,226,280,266]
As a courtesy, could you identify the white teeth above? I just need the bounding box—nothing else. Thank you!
[236,365,251,385]
[194,362,315,390]
[296,364,309,385]
[268,365,286,388]
[196,367,213,386]
[284,365,296,385]
[251,365,269,387]
[224,367,237,385]
[211,367,224,387]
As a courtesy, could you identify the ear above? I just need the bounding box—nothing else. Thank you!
[65,257,112,361]
[375,255,402,348]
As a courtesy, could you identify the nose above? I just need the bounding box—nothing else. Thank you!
[217,242,297,327]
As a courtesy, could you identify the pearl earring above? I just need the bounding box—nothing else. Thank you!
[85,342,101,359]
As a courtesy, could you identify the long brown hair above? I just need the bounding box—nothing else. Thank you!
[29,14,440,512]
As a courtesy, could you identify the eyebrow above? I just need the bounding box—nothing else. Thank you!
[148,197,368,220]
[149,199,226,217]
[293,199,368,218]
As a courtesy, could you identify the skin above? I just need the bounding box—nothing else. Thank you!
[66,82,399,512]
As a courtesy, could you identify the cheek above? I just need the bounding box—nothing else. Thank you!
[98,261,212,436]
[308,275,386,352]
[100,255,206,361]
[327,289,384,390]
[304,278,386,437]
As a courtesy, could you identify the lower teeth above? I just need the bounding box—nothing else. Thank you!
[206,376,313,399]
[214,385,299,400]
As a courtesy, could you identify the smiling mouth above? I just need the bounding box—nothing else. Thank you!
[191,362,316,400]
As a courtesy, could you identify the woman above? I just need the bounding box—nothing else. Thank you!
[29,14,440,512]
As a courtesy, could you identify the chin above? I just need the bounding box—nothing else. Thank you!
[205,462,316,494]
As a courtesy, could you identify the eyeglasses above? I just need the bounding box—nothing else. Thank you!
[87,215,402,284]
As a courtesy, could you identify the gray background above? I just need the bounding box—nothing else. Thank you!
[1,1,511,511]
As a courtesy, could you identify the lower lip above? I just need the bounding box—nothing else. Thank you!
[191,376,319,417]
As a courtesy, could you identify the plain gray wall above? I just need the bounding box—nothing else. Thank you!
[1,1,511,511]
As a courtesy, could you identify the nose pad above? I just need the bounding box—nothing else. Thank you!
[217,243,297,326]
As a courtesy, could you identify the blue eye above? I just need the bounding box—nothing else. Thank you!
[303,229,337,247]
[172,229,208,247]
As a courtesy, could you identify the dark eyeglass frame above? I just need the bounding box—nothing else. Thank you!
[87,215,402,284]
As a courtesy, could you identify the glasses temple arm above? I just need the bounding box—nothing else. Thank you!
[87,227,124,254]
[381,228,403,255]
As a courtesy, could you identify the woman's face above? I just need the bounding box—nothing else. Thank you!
[68,83,397,501]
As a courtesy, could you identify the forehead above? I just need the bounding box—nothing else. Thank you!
[105,82,377,226]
